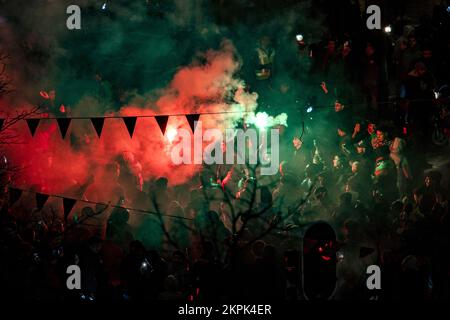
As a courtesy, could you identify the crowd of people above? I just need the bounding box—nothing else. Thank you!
[1,1,450,301]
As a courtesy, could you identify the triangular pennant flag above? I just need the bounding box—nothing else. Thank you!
[90,118,105,138]
[186,114,201,133]
[0,119,4,130]
[8,187,23,206]
[123,117,137,138]
[155,115,169,136]
[35,192,49,211]
[63,197,77,220]
[26,118,41,137]
[56,118,72,139]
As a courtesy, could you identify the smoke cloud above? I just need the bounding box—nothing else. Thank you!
[0,0,327,206]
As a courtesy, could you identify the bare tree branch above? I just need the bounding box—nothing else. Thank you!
[0,52,13,97]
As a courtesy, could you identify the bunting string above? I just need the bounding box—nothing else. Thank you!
[8,110,259,139]
[26,95,449,121]
[8,187,194,221]
[25,110,252,120]
[8,95,447,138]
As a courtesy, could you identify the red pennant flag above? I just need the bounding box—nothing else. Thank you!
[90,118,105,138]
[26,119,41,137]
[186,114,201,133]
[35,192,49,211]
[123,117,137,138]
[63,197,77,220]
[154,115,169,136]
[9,187,23,206]
[56,118,72,139]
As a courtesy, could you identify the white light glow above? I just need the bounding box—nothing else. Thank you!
[166,127,177,143]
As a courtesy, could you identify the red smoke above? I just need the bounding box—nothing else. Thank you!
[2,41,256,204]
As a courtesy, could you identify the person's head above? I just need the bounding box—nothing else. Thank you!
[435,191,446,205]
[340,192,352,206]
[164,275,179,292]
[88,236,103,254]
[129,240,146,257]
[312,153,322,165]
[260,186,272,205]
[374,157,390,177]
[252,240,266,258]
[400,203,413,221]
[356,140,366,154]
[398,37,408,51]
[156,177,169,191]
[413,188,424,205]
[351,161,359,173]
[376,129,385,142]
[408,35,417,48]
[327,40,336,53]
[342,40,352,56]
[81,206,95,217]
[367,123,377,135]
[279,161,287,177]
[344,182,352,193]
[424,175,432,188]
[317,173,327,186]
[305,163,319,178]
[425,171,442,188]
[390,200,404,214]
[260,36,271,49]
[365,42,375,57]
[293,136,302,150]
[390,137,405,155]
[50,218,65,234]
[414,62,427,76]
[105,162,120,178]
[335,100,344,112]
[122,151,136,164]
[337,128,347,137]
[343,219,358,240]
[333,155,342,168]
[164,274,178,292]
[48,90,56,101]
[172,250,184,263]
[315,186,328,200]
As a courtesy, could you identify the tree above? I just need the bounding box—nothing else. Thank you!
[0,52,13,98]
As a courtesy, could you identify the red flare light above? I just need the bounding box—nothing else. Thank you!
[39,91,50,99]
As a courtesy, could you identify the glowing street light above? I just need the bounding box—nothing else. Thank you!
[384,25,392,34]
